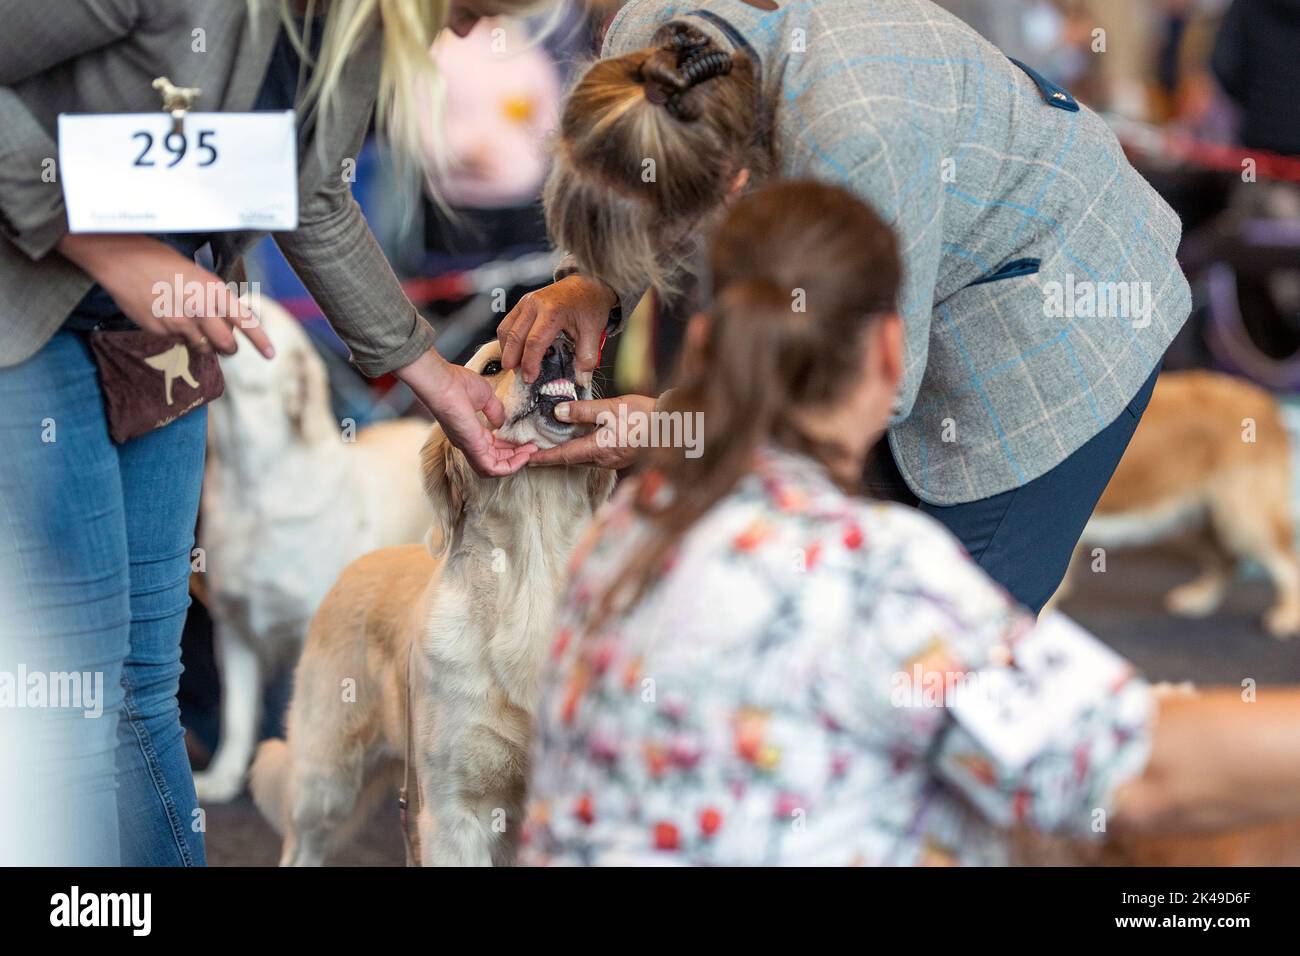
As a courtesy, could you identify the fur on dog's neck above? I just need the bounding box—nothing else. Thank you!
[427,464,609,708]
[454,466,594,584]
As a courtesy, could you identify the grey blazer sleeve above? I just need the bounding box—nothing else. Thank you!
[273,117,437,378]
[0,0,141,260]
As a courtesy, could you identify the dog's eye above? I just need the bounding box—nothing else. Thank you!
[481,360,502,376]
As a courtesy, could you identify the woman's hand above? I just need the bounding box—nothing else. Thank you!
[497,274,617,387]
[529,394,657,470]
[395,349,536,477]
[56,233,275,358]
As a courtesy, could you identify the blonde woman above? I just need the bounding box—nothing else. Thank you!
[0,0,550,866]
[499,0,1193,616]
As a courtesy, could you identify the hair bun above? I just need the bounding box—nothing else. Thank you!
[640,48,687,106]
[640,24,735,121]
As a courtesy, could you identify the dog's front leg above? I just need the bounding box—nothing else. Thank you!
[195,624,262,803]
[417,785,495,866]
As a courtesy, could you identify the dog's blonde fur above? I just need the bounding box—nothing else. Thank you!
[1065,370,1300,638]
[196,298,430,803]
[251,341,614,865]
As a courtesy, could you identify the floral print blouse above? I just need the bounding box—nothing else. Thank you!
[523,448,1154,866]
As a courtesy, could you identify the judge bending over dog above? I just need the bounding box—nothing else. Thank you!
[498,0,1193,614]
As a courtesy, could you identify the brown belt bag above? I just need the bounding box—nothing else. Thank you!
[88,330,224,444]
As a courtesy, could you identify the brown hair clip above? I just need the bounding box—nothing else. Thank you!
[680,50,733,87]
[664,50,733,121]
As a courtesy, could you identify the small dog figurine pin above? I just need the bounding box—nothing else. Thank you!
[152,76,201,126]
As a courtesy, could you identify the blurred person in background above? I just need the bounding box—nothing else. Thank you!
[1212,0,1300,158]
[935,0,1077,71]
[1074,0,1160,118]
[938,0,1156,117]
[524,179,1300,867]
[372,9,570,283]
[419,17,562,301]
[1205,0,1300,373]
[1152,0,1230,131]
[0,0,556,866]
[424,18,561,211]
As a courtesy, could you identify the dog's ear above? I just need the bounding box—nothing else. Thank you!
[281,345,334,445]
[587,467,616,515]
[421,425,474,557]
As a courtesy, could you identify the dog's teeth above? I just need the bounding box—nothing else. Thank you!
[539,379,577,400]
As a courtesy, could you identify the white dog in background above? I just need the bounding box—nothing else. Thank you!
[193,298,431,803]
[251,338,614,865]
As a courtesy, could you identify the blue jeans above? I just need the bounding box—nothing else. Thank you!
[869,364,1161,614]
[0,331,207,866]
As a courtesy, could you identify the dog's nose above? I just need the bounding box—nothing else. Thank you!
[545,334,576,359]
[539,336,575,380]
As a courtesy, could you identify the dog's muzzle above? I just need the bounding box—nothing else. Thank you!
[526,336,581,425]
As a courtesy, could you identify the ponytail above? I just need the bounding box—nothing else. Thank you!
[595,281,861,629]
[593,180,903,629]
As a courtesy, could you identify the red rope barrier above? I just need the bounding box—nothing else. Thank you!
[1111,116,1300,184]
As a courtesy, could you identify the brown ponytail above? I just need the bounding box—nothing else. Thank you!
[545,22,772,301]
[594,180,902,627]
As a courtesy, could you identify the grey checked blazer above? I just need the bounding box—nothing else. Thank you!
[601,0,1192,505]
[0,0,437,377]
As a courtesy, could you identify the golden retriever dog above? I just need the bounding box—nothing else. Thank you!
[250,338,614,865]
[196,297,430,803]
[1064,370,1300,638]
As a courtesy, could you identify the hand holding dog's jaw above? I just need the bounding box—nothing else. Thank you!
[527,394,657,469]
[395,348,536,477]
[496,275,617,386]
[414,338,604,475]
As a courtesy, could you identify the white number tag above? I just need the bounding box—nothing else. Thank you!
[949,613,1132,770]
[57,111,298,233]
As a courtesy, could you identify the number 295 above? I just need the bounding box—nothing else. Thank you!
[132,129,217,168]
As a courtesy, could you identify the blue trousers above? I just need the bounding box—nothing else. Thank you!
[0,331,207,866]
[871,365,1160,614]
